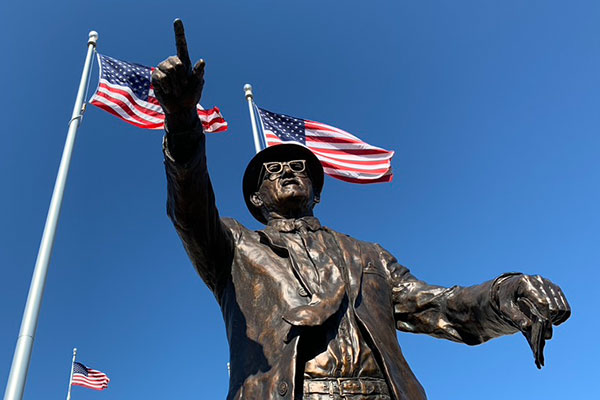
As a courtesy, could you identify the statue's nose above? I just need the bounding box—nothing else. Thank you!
[282,164,295,175]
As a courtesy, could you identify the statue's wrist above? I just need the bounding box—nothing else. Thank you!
[164,108,204,164]
[165,108,201,134]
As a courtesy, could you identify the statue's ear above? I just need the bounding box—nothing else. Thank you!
[250,192,263,208]
[313,194,320,205]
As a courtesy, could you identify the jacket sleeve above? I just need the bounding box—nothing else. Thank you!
[163,120,234,294]
[378,246,519,345]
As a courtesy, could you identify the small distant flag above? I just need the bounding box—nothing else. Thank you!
[71,362,110,391]
[255,106,394,183]
[90,53,227,133]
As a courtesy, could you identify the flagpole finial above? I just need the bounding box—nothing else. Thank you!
[88,31,98,46]
[244,84,253,100]
[243,84,262,153]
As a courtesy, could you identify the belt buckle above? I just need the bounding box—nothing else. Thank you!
[336,378,344,396]
[326,379,334,397]
[363,379,375,395]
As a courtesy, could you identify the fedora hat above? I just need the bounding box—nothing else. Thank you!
[242,143,324,224]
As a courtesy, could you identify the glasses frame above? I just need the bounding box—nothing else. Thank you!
[258,159,307,184]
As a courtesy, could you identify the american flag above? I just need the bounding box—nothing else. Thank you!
[90,54,227,133]
[71,362,110,391]
[256,107,394,183]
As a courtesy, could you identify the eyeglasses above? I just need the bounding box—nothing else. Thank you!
[259,160,307,182]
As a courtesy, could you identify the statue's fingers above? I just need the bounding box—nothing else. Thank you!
[157,61,181,96]
[554,309,571,326]
[521,276,556,319]
[551,284,571,325]
[544,324,553,340]
[529,318,547,369]
[152,69,170,95]
[169,56,188,81]
[543,282,561,309]
[193,59,205,82]
[165,56,187,96]
[151,68,163,85]
[173,18,191,69]
[544,283,562,318]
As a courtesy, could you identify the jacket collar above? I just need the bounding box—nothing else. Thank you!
[266,216,322,233]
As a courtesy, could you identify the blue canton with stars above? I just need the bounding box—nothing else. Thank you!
[257,108,306,144]
[73,362,89,376]
[98,54,152,101]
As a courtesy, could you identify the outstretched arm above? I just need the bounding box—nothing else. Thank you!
[381,248,570,368]
[153,20,234,294]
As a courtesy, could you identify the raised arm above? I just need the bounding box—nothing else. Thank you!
[380,247,570,368]
[152,19,234,294]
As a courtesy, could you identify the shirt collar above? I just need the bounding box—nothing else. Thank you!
[267,216,322,233]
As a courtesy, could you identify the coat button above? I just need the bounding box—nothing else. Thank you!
[278,381,288,396]
[297,287,308,297]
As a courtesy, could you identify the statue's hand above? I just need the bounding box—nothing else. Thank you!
[493,274,570,368]
[152,19,205,118]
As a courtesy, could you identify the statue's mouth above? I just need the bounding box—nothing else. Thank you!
[281,177,300,187]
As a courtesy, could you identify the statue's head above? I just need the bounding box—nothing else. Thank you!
[243,144,324,224]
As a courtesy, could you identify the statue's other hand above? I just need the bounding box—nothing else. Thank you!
[494,274,571,369]
[152,19,205,116]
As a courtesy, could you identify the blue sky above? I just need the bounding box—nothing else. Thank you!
[1,1,598,399]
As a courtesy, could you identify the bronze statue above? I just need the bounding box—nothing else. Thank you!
[152,20,571,400]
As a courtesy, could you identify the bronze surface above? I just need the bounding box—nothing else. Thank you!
[152,20,571,400]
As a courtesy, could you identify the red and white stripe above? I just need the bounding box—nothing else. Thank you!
[71,369,110,391]
[90,79,227,133]
[263,119,394,183]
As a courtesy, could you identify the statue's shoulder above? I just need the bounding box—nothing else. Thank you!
[221,217,260,240]
[221,217,241,230]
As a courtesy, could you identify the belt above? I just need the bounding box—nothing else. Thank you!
[303,377,390,396]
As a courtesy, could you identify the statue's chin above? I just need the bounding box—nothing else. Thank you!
[268,198,312,219]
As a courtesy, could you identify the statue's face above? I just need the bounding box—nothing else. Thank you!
[252,159,318,219]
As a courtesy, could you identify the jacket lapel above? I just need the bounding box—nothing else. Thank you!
[326,229,363,305]
[258,228,313,296]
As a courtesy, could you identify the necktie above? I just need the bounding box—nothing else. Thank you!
[282,221,346,327]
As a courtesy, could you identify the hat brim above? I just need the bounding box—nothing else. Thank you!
[242,143,324,224]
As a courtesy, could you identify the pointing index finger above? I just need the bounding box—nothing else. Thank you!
[173,18,191,68]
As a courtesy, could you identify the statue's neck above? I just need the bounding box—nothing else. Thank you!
[264,209,314,222]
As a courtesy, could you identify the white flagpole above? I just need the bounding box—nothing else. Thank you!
[65,348,77,400]
[243,84,263,154]
[3,31,98,400]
